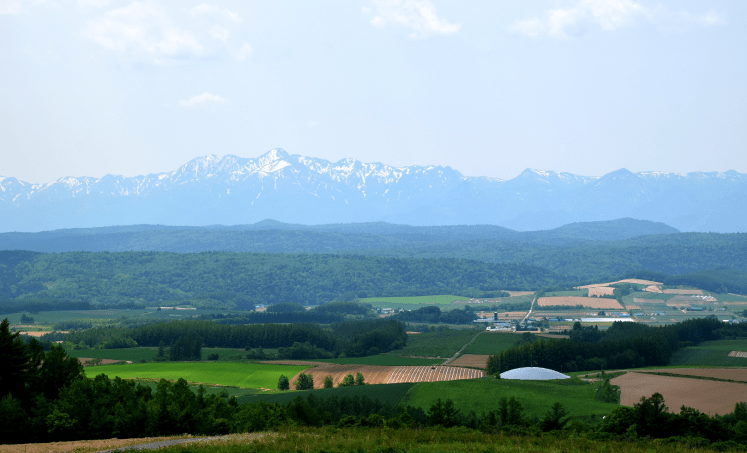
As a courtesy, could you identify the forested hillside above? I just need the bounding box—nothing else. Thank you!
[0,251,559,309]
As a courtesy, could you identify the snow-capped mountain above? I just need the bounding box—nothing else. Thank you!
[0,149,745,232]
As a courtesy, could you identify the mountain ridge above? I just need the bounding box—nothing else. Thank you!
[1,149,745,233]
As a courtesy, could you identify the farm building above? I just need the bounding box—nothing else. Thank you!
[499,367,570,380]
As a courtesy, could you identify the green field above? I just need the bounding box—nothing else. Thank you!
[389,330,479,358]
[400,377,618,419]
[66,347,251,363]
[85,362,309,389]
[307,355,442,366]
[239,382,416,406]
[361,295,468,308]
[461,332,530,355]
[669,339,747,367]
[2,308,249,327]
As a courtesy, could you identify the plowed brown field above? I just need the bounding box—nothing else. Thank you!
[291,363,484,388]
[588,286,615,296]
[643,368,747,381]
[610,372,744,415]
[538,296,623,309]
[449,354,489,369]
[386,366,483,383]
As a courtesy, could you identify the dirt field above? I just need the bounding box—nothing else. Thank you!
[293,363,484,387]
[1,436,180,453]
[506,291,535,297]
[487,311,528,320]
[728,351,747,358]
[643,368,747,381]
[663,289,704,295]
[386,366,483,383]
[588,287,615,297]
[577,279,662,289]
[77,358,131,366]
[449,354,489,369]
[610,372,745,415]
[537,296,624,310]
[293,364,396,388]
[644,285,663,293]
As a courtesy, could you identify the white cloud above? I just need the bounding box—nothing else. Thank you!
[178,92,227,107]
[0,0,23,15]
[364,0,460,39]
[187,3,240,22]
[84,2,203,62]
[511,0,724,39]
[84,1,250,64]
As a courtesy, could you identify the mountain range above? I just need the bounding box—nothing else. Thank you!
[1,149,745,232]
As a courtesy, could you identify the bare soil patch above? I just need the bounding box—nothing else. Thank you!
[450,354,489,369]
[643,368,747,381]
[1,436,179,453]
[538,296,623,310]
[293,364,396,388]
[77,358,129,366]
[644,285,663,293]
[728,351,747,359]
[506,291,535,297]
[610,372,744,415]
[588,286,615,297]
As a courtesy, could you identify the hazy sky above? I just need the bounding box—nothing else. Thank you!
[1,0,745,183]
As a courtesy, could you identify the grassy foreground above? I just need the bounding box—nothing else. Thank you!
[401,378,618,419]
[84,362,309,388]
[146,427,730,453]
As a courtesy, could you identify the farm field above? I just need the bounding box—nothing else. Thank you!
[388,329,479,358]
[448,354,489,369]
[290,363,484,388]
[640,368,747,382]
[84,362,309,389]
[400,377,618,419]
[2,309,236,326]
[361,295,467,308]
[669,339,747,367]
[537,296,623,310]
[461,332,527,355]
[611,372,745,415]
[386,366,483,383]
[239,382,416,406]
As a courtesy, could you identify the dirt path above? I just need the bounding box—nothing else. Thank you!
[520,296,537,324]
[442,330,484,365]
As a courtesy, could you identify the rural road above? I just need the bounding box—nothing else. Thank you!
[520,297,537,324]
[442,330,483,365]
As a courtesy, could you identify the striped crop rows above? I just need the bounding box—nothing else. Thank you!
[385,366,483,384]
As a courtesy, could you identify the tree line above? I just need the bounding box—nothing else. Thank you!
[49,318,408,358]
[487,318,738,374]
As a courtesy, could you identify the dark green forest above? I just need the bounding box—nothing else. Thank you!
[0,250,560,309]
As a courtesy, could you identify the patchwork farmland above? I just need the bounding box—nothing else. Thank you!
[291,363,484,388]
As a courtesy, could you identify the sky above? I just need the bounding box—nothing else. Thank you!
[1,0,746,184]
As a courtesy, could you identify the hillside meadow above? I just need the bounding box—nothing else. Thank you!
[401,377,619,420]
[84,362,309,389]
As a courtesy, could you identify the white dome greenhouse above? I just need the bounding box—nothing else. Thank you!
[499,367,570,380]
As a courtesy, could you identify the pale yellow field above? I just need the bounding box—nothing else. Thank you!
[538,296,624,309]
[588,286,615,297]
